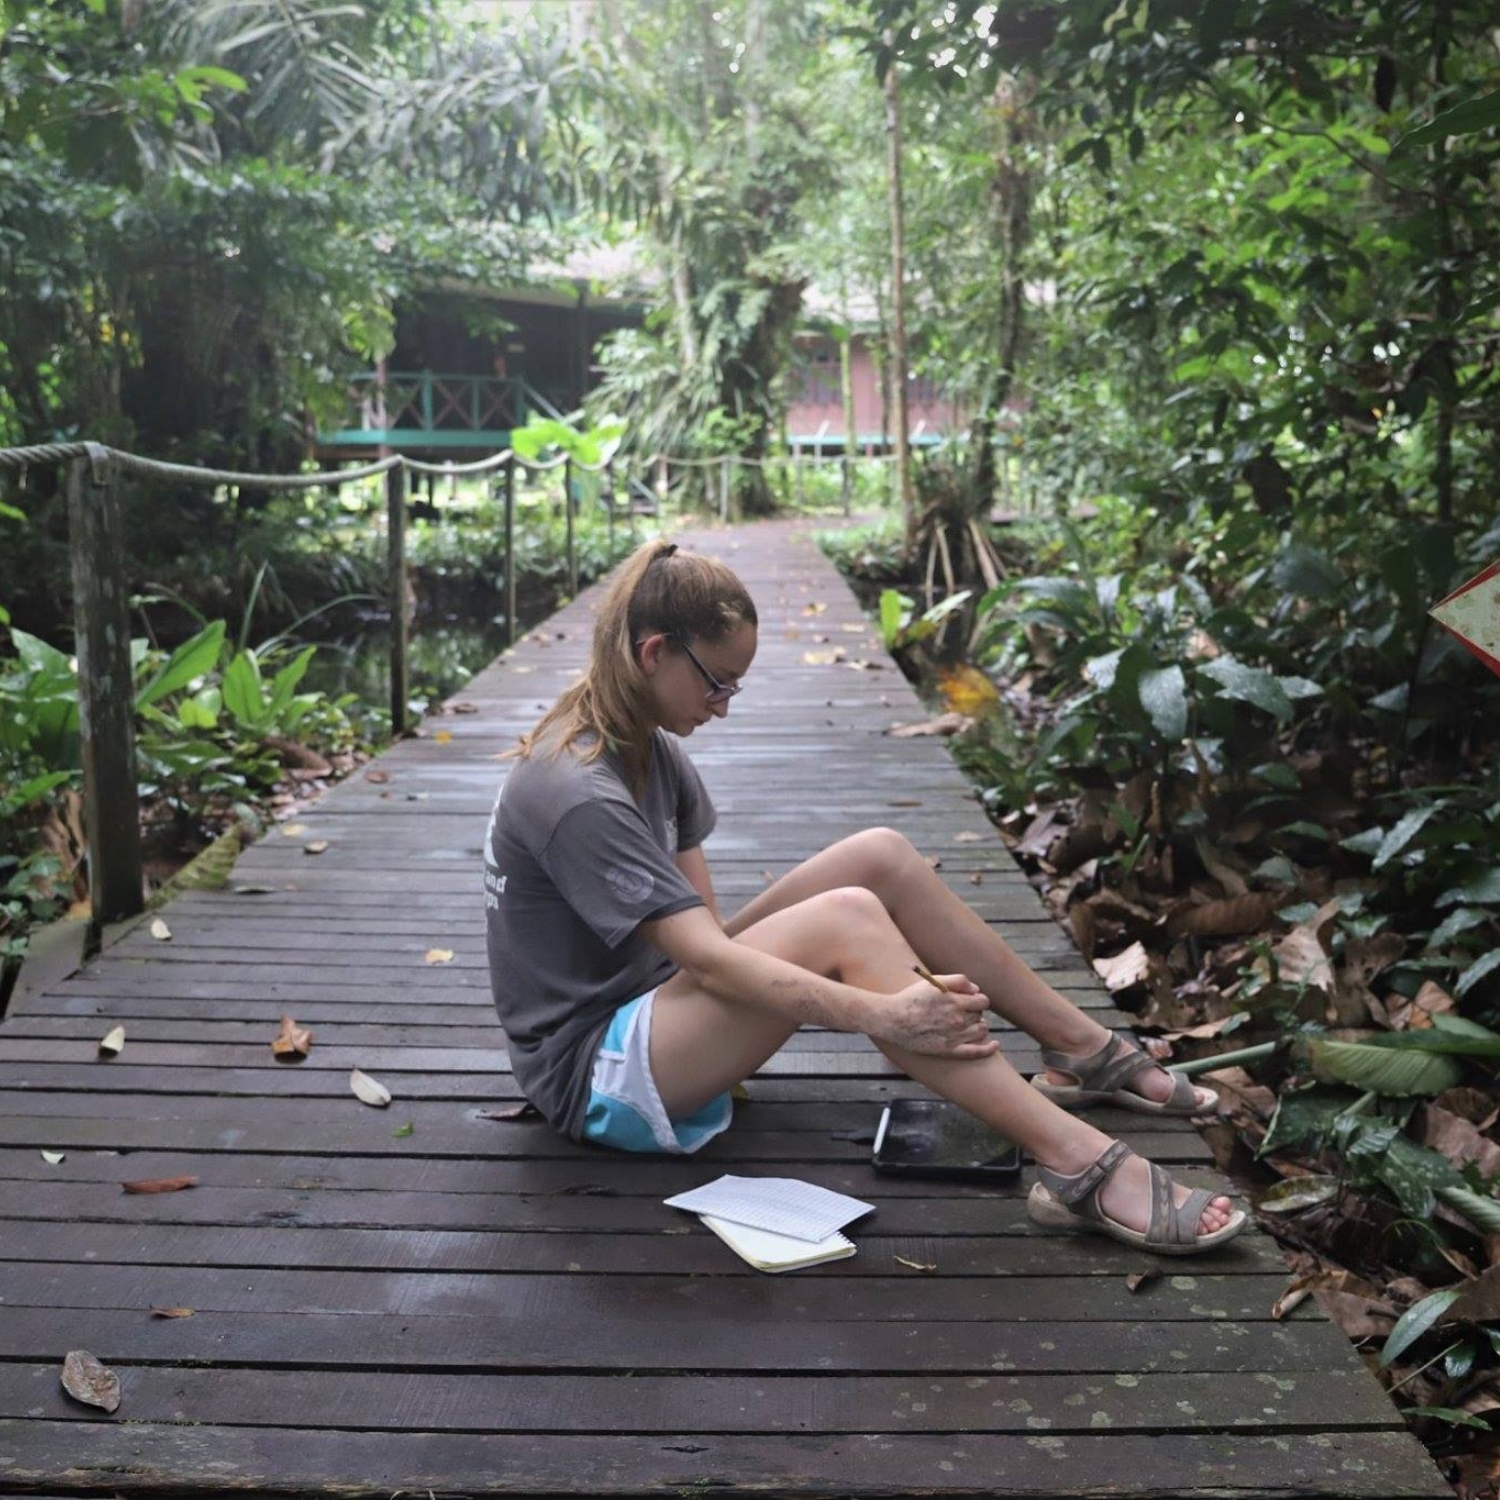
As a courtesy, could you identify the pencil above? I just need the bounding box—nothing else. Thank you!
[912,962,950,992]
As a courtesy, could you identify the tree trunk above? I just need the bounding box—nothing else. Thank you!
[883,31,914,551]
[969,72,1034,513]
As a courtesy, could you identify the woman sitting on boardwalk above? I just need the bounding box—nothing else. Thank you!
[484,539,1245,1255]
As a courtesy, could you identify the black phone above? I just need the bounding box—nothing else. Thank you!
[872,1099,1024,1182]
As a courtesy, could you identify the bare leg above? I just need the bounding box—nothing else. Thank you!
[725,828,1208,1110]
[653,885,1233,1237]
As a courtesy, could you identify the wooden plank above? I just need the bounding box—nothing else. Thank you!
[0,1364,1401,1433]
[0,1220,1291,1275]
[0,1421,1450,1495]
[0,1302,1362,1373]
[0,1261,1304,1322]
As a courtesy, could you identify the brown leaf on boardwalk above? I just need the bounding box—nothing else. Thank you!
[271,1014,313,1059]
[1271,1281,1312,1319]
[802,648,846,665]
[478,1102,539,1121]
[802,601,828,616]
[887,713,972,738]
[123,1175,197,1194]
[969,873,983,886]
[887,799,923,808]
[150,1307,194,1319]
[425,948,455,965]
[233,883,276,895]
[894,1255,937,1273]
[365,769,390,784]
[1126,1267,1162,1294]
[303,840,330,855]
[98,1025,125,1056]
[451,701,480,714]
[280,822,307,836]
[61,1350,121,1413]
[955,830,985,842]
[435,729,454,745]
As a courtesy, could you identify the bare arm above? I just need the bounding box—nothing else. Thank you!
[640,904,997,1058]
[673,844,722,927]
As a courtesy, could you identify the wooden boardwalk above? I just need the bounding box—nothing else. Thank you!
[0,518,1447,1497]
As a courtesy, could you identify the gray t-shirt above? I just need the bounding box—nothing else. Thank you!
[483,727,716,1139]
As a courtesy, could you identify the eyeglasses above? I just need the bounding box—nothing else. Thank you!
[635,634,742,706]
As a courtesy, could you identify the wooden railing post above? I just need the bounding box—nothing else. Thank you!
[386,463,408,737]
[564,456,577,599]
[66,448,143,926]
[504,456,518,648]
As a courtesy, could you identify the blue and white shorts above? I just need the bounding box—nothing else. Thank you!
[581,989,733,1155]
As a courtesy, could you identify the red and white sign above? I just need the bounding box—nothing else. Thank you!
[1431,559,1500,679]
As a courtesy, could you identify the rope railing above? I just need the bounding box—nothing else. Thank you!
[0,438,646,928]
[2,433,891,927]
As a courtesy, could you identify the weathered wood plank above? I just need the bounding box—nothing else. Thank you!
[0,1364,1401,1433]
[0,1421,1450,1495]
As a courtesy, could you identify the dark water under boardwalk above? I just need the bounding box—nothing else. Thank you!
[0,517,1448,1496]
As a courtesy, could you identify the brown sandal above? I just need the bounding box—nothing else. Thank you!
[1027,1140,1246,1255]
[1031,1032,1215,1116]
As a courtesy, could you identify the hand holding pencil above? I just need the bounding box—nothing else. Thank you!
[880,962,995,1059]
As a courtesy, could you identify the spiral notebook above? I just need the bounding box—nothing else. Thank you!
[699,1215,855,1273]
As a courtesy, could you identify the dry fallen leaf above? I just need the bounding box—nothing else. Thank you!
[1126,1267,1162,1294]
[351,1067,392,1108]
[894,1255,937,1273]
[149,917,171,942]
[452,701,480,714]
[434,729,454,745]
[955,831,985,843]
[150,1307,194,1319]
[271,1014,313,1059]
[123,1175,198,1194]
[304,840,329,856]
[969,873,983,886]
[888,799,923,808]
[61,1350,121,1413]
[425,948,455,965]
[366,770,390,784]
[233,884,276,895]
[98,1025,125,1056]
[801,648,846,665]
[41,1150,65,1164]
[887,713,973,738]
[802,601,828,616]
[280,823,308,837]
[1093,941,1151,992]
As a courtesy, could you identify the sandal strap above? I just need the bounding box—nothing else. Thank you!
[1146,1163,1215,1247]
[1164,1070,1201,1112]
[1039,1033,1157,1094]
[1034,1139,1133,1213]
